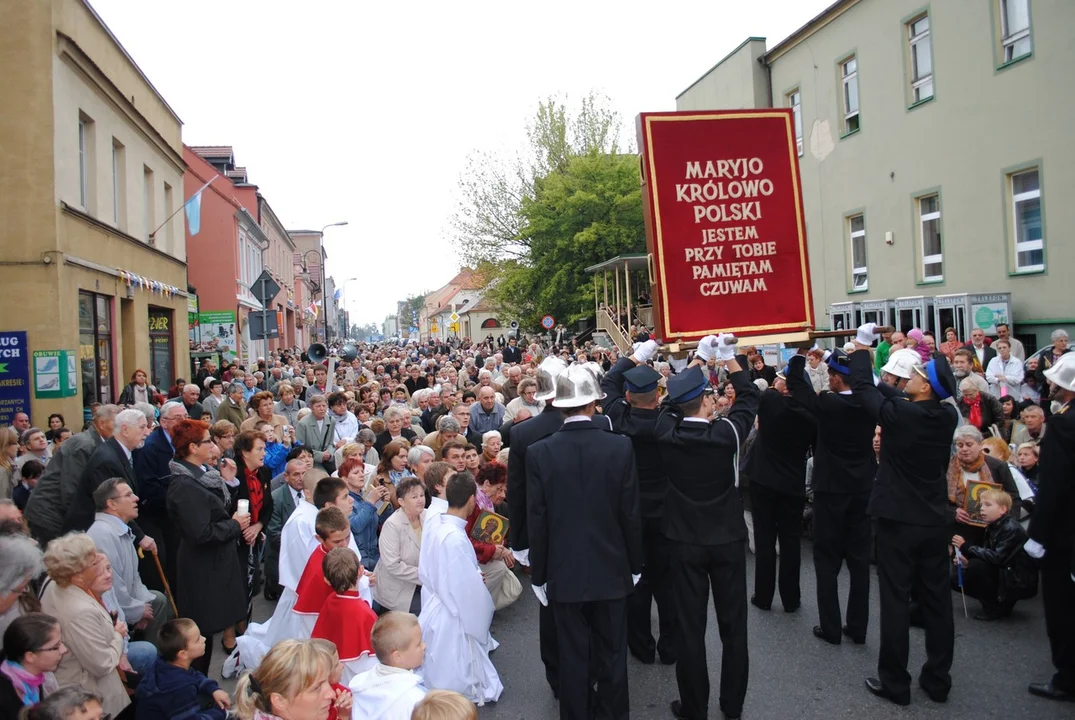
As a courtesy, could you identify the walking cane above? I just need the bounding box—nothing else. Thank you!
[954,547,968,618]
[139,547,179,617]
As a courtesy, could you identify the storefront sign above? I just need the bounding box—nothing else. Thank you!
[0,332,30,425]
[638,109,813,342]
[970,301,1010,335]
[32,350,79,399]
[188,311,237,361]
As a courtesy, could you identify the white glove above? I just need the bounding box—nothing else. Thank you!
[511,548,530,567]
[632,573,641,586]
[695,335,719,363]
[1024,538,1045,559]
[716,333,737,362]
[632,339,660,365]
[855,323,879,346]
[532,583,548,607]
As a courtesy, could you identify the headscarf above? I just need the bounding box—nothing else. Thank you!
[946,448,993,508]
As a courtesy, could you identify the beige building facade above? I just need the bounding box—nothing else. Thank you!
[0,0,189,426]
[678,0,1072,350]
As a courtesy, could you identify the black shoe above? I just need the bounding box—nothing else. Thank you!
[865,677,911,706]
[783,602,800,613]
[659,652,678,665]
[813,625,840,645]
[973,605,1010,621]
[669,700,690,719]
[750,595,771,611]
[842,625,866,644]
[918,678,948,703]
[1028,681,1075,701]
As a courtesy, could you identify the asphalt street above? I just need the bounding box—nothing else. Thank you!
[213,540,1069,720]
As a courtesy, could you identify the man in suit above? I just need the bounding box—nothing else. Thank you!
[214,381,248,429]
[132,400,187,593]
[295,394,338,472]
[506,356,567,696]
[964,327,997,373]
[502,336,523,365]
[25,404,118,544]
[63,408,153,551]
[1024,352,1075,701]
[786,344,876,646]
[528,364,642,720]
[656,335,758,720]
[750,361,815,614]
[601,340,678,665]
[264,456,308,601]
[849,326,959,707]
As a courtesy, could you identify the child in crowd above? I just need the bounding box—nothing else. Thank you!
[952,489,1037,621]
[293,507,356,621]
[12,459,43,511]
[309,639,353,720]
[312,547,378,682]
[135,618,231,719]
[411,690,479,720]
[349,611,428,720]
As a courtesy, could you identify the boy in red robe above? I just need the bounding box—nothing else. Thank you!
[293,507,355,621]
[313,546,379,683]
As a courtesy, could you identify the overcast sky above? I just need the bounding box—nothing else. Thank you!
[90,0,832,326]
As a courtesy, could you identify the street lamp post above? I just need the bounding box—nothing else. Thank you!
[316,221,347,343]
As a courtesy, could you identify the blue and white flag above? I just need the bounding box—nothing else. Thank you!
[184,175,218,236]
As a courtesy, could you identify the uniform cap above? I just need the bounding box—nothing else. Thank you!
[827,348,851,376]
[624,365,661,393]
[666,366,709,404]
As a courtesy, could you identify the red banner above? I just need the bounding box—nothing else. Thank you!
[637,109,813,342]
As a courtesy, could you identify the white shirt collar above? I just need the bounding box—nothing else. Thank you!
[683,416,710,424]
[563,415,590,424]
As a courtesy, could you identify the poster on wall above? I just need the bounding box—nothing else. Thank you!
[0,332,31,426]
[188,311,237,361]
[969,294,1011,336]
[637,109,814,343]
[32,350,79,399]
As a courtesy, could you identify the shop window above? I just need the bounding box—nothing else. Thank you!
[79,291,114,409]
[149,308,174,392]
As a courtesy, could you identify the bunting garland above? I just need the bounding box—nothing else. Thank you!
[117,270,182,298]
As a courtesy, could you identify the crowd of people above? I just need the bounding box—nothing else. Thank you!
[0,319,1071,719]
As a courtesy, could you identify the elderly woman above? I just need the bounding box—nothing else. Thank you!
[357,428,379,467]
[167,419,249,674]
[985,339,1024,398]
[422,415,461,457]
[374,406,417,454]
[39,534,128,718]
[948,425,1020,548]
[274,382,306,427]
[804,349,827,394]
[373,476,426,614]
[981,438,1035,517]
[957,378,1005,438]
[0,533,43,639]
[504,378,543,422]
[233,639,338,720]
[89,552,156,676]
[480,431,502,467]
[210,419,238,462]
[1015,442,1039,493]
[0,613,64,713]
[242,391,289,443]
[938,327,963,361]
[466,463,520,610]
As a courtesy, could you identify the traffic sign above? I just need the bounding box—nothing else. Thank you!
[541,315,556,330]
[449,312,460,323]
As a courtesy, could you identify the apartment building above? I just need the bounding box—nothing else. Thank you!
[677,0,1072,350]
[0,0,189,424]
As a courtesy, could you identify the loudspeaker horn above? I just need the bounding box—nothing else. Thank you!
[307,343,328,363]
[339,343,359,363]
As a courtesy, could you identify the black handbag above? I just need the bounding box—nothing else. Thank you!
[319,422,337,475]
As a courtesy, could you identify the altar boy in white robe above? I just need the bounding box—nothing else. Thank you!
[418,471,503,705]
[229,470,369,674]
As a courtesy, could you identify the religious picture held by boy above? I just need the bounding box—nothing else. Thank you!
[135,618,231,719]
[349,611,429,720]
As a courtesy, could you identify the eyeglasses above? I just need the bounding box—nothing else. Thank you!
[198,439,214,445]
[36,641,65,653]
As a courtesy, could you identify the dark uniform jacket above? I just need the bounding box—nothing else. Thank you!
[655,368,758,546]
[750,388,815,497]
[526,419,643,602]
[848,351,959,526]
[133,427,175,513]
[1027,401,1074,554]
[602,357,668,519]
[506,404,563,551]
[786,354,876,494]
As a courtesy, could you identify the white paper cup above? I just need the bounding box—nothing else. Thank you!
[236,499,250,516]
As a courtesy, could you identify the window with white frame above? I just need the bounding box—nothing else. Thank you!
[841,57,860,134]
[111,139,126,228]
[1010,168,1043,272]
[143,166,155,241]
[849,214,867,290]
[787,89,803,155]
[1000,0,1031,62]
[907,14,933,103]
[918,194,943,281]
